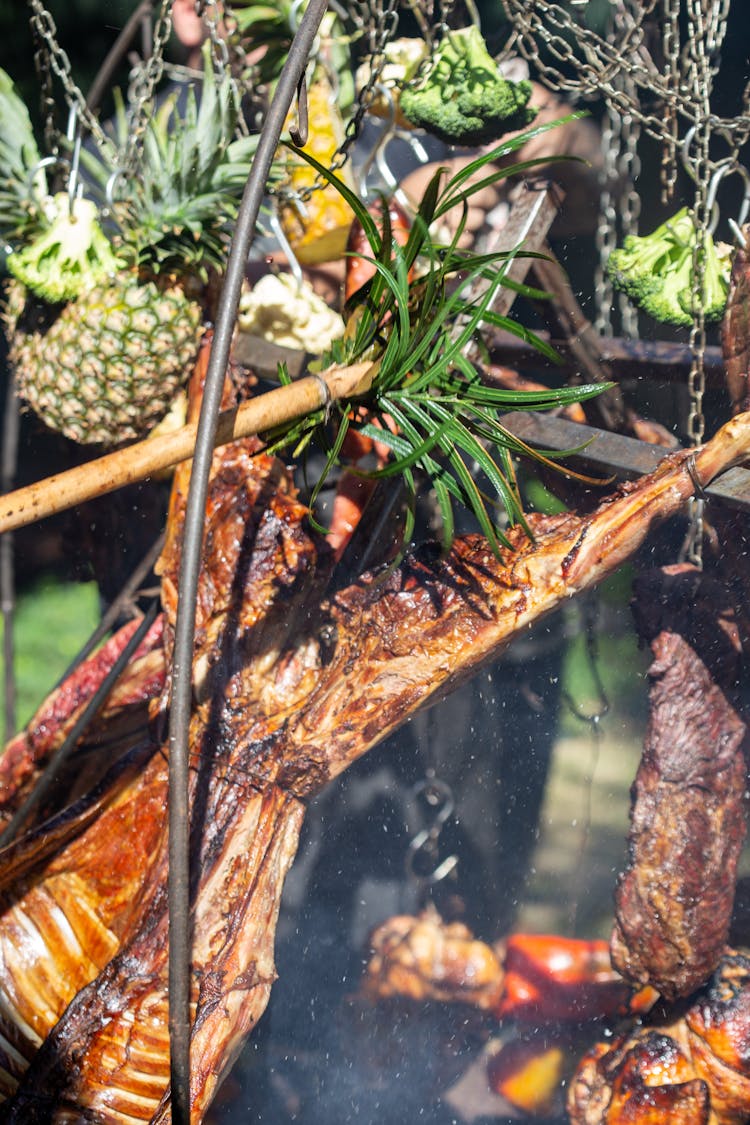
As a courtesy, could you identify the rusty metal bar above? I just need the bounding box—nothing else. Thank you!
[488,331,725,386]
[166,1,330,1118]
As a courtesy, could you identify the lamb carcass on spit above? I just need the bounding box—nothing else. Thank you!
[1,392,750,1121]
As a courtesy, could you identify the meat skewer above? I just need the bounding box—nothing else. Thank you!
[1,410,750,1119]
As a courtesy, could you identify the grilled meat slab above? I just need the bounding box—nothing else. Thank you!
[610,565,749,1001]
[1,412,750,1119]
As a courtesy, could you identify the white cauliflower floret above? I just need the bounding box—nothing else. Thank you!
[238,272,345,354]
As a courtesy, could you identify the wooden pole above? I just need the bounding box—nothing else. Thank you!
[0,361,375,536]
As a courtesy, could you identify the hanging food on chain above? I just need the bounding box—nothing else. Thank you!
[0,36,264,446]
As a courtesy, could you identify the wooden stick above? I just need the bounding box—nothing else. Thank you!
[0,361,375,536]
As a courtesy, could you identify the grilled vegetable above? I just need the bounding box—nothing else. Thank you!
[280,68,356,265]
[399,24,536,146]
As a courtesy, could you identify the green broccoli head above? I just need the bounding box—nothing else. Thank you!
[607,207,730,327]
[7,193,124,305]
[399,24,537,146]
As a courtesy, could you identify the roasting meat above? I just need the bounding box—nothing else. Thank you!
[360,910,632,1022]
[361,908,505,1011]
[610,565,749,1002]
[1,404,750,1119]
[0,613,165,832]
[568,948,750,1125]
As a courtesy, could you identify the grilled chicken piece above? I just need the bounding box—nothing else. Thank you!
[611,565,749,1001]
[569,949,750,1125]
[361,908,505,1011]
[2,410,750,1120]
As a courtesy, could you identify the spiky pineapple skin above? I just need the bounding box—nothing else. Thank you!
[3,272,203,445]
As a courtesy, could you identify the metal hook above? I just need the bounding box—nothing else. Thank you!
[26,154,60,203]
[705,160,750,239]
[357,85,413,211]
[404,776,459,887]
[106,167,125,207]
[679,125,699,185]
[65,104,84,217]
[288,70,309,148]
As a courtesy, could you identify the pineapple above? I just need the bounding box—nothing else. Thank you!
[1,51,259,446]
[232,0,356,264]
[279,66,356,266]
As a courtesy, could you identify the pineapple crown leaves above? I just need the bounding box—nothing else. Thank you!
[81,45,263,278]
[6,192,125,304]
[0,69,48,247]
[263,116,608,555]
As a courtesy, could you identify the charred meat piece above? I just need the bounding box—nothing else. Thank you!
[361,908,505,1011]
[569,1028,711,1124]
[610,565,749,1001]
[569,949,750,1125]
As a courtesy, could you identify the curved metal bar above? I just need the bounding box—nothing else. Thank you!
[1,378,20,743]
[85,0,154,115]
[166,1,330,1119]
[0,598,159,849]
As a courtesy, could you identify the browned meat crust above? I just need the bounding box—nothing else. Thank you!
[2,409,750,1119]
[569,949,750,1125]
[610,565,749,1001]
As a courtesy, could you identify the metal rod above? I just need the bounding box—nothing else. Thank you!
[0,599,159,849]
[166,1,330,1118]
[85,0,154,115]
[55,532,165,688]
[1,379,20,743]
[487,331,725,385]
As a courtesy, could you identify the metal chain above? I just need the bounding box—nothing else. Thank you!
[594,7,642,338]
[660,0,681,201]
[618,80,643,338]
[29,4,58,158]
[500,0,750,149]
[594,106,619,338]
[270,0,400,201]
[27,0,114,154]
[121,0,173,172]
[681,0,718,569]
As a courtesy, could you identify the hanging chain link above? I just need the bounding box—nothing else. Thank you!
[594,105,619,338]
[618,87,643,338]
[121,0,173,172]
[26,0,114,155]
[594,6,643,338]
[660,0,681,201]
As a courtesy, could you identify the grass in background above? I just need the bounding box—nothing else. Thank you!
[1,576,100,736]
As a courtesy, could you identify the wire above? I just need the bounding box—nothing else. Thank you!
[165,2,331,1120]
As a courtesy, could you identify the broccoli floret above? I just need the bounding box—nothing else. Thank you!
[607,207,730,328]
[7,193,123,304]
[399,25,537,146]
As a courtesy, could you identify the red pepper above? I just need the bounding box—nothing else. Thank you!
[345,197,413,303]
[496,934,631,1023]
